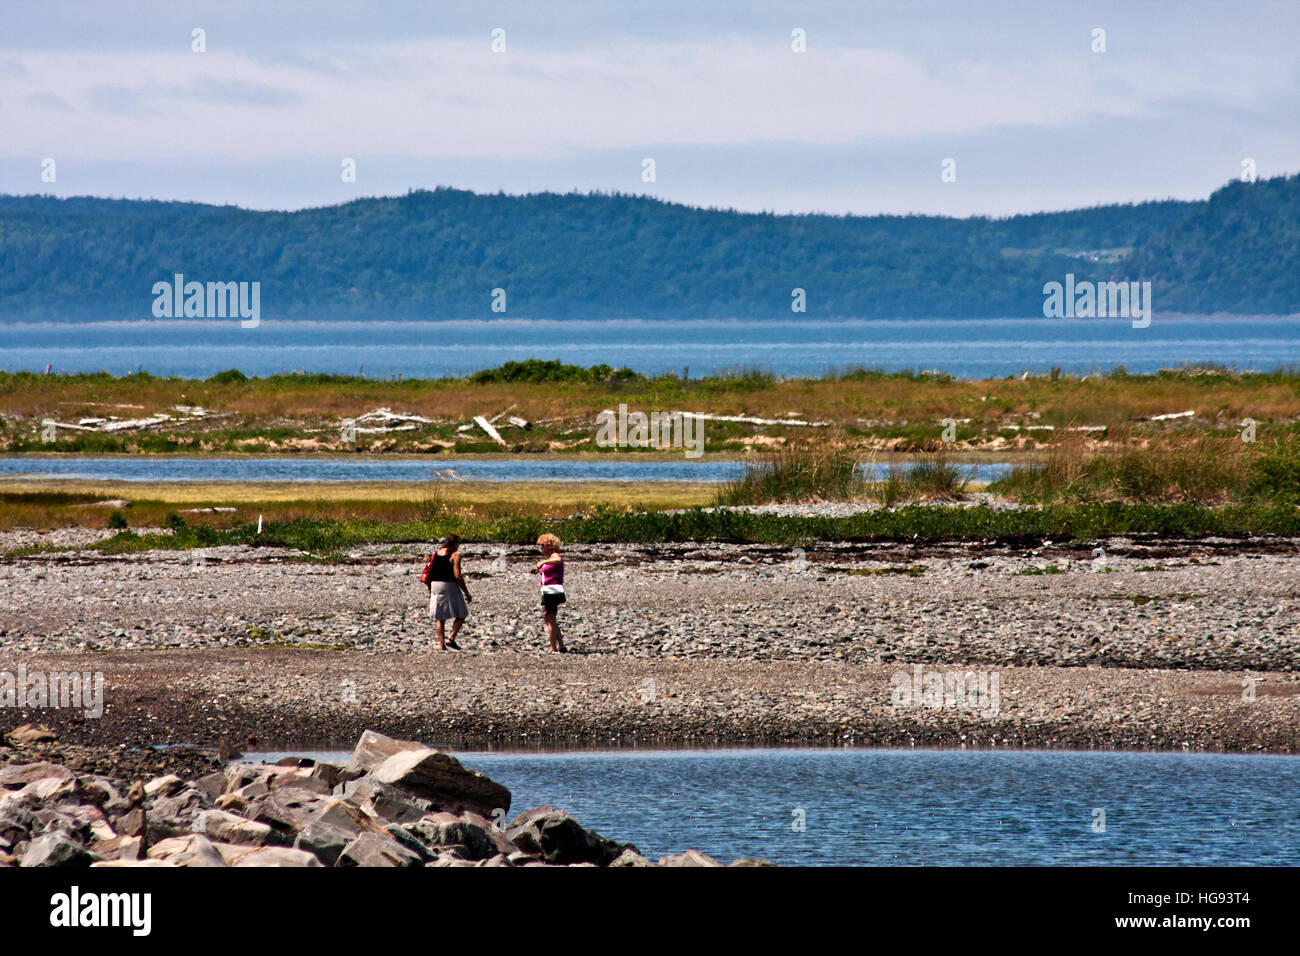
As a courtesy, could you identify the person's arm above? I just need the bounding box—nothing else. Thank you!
[536,553,561,571]
[452,552,472,601]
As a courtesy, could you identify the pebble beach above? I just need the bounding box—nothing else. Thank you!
[2,532,1297,753]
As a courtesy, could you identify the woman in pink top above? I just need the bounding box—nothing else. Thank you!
[536,533,566,653]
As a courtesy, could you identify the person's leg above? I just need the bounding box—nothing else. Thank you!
[435,618,447,650]
[448,616,464,646]
[544,609,565,652]
[543,609,556,651]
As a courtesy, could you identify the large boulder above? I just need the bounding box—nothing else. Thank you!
[347,731,511,818]
[505,806,627,866]
[344,730,427,775]
[409,812,500,861]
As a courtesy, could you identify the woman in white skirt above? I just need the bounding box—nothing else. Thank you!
[424,533,472,650]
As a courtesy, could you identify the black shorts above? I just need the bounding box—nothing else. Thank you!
[542,592,566,613]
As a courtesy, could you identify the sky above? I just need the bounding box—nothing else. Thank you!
[1,0,1297,216]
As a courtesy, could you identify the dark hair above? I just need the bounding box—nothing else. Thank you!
[442,533,460,551]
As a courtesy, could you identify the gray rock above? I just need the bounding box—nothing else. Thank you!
[195,809,273,846]
[147,834,227,867]
[410,812,498,861]
[344,730,426,776]
[383,823,436,862]
[193,771,226,803]
[336,831,423,868]
[21,831,97,867]
[610,848,653,867]
[247,792,333,845]
[728,857,778,867]
[294,820,354,866]
[372,748,511,818]
[0,802,39,847]
[658,849,724,867]
[505,806,626,866]
[80,777,129,815]
[143,774,185,799]
[337,777,431,824]
[0,762,73,789]
[229,846,323,867]
[310,762,344,790]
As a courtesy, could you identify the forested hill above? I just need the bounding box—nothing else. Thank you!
[1,175,1295,320]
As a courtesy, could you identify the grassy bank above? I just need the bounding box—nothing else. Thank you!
[0,480,715,532]
[6,501,1295,559]
[3,362,1299,455]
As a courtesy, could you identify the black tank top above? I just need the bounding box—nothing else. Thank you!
[429,551,456,582]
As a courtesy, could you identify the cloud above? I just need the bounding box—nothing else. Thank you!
[25,91,74,113]
[0,57,30,78]
[4,38,1294,166]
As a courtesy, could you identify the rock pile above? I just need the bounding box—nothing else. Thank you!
[0,729,770,868]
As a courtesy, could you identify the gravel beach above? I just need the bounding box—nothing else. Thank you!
[2,533,1298,752]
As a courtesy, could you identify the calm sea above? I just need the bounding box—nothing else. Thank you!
[3,316,1297,379]
[245,748,1300,866]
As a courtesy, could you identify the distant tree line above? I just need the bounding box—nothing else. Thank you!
[0,174,1295,320]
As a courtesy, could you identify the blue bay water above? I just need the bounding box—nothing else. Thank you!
[3,316,1298,379]
[0,456,1013,484]
[246,748,1300,866]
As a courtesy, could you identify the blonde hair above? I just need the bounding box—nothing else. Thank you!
[536,533,562,551]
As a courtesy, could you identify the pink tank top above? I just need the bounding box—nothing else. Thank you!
[540,558,564,587]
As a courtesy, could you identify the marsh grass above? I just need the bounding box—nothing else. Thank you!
[64,501,1300,557]
[900,452,971,501]
[991,433,1300,504]
[717,444,973,507]
[715,443,865,505]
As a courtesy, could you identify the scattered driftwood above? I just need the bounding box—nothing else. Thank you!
[1002,424,1108,433]
[41,405,215,434]
[670,412,828,427]
[1148,410,1195,421]
[354,408,433,426]
[473,416,506,445]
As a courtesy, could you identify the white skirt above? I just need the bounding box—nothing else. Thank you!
[429,581,469,621]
